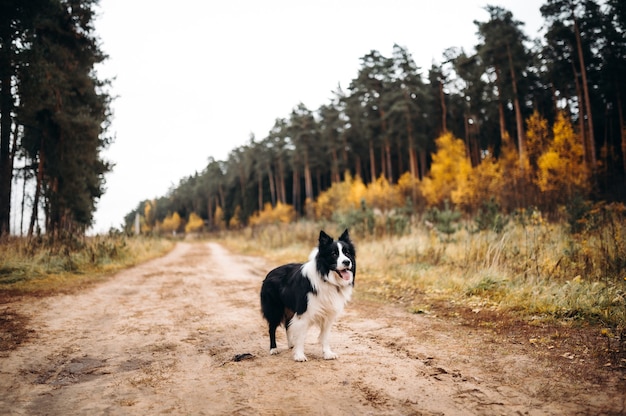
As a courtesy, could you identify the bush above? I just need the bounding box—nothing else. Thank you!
[185,212,205,233]
[333,199,375,236]
[249,202,296,226]
[425,200,461,242]
[473,197,508,233]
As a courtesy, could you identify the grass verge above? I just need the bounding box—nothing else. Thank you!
[219,219,625,343]
[0,235,174,295]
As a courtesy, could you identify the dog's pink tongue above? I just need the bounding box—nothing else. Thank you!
[340,270,352,281]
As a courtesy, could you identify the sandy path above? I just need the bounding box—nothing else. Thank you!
[0,242,624,415]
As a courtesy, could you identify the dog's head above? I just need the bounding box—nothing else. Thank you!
[316,229,356,287]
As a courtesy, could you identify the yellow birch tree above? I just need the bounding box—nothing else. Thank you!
[536,111,590,205]
[421,132,471,206]
[160,212,182,234]
[185,212,205,233]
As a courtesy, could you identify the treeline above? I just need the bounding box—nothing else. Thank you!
[0,0,111,237]
[127,1,626,234]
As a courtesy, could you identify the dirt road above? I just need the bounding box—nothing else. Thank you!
[1,242,624,415]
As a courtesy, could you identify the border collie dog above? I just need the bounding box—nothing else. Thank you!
[260,229,356,362]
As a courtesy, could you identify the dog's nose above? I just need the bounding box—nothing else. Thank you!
[342,259,351,267]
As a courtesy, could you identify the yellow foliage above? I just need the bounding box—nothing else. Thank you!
[397,172,420,198]
[313,172,407,219]
[525,110,550,169]
[421,132,471,206]
[185,212,204,233]
[160,212,182,234]
[214,206,226,231]
[347,173,367,208]
[314,172,364,219]
[453,156,503,211]
[364,175,403,212]
[229,206,242,229]
[536,111,589,199]
[249,202,296,226]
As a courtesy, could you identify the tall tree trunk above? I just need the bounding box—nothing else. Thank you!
[380,108,393,182]
[380,147,385,181]
[385,138,393,183]
[572,60,587,165]
[267,163,276,206]
[315,168,322,196]
[29,145,45,237]
[257,174,263,212]
[303,155,313,201]
[331,148,340,183]
[0,41,13,235]
[464,116,470,158]
[507,44,526,163]
[617,89,626,179]
[403,90,418,178]
[439,80,447,134]
[276,157,286,204]
[368,140,376,183]
[574,19,597,172]
[395,138,404,177]
[20,166,27,236]
[494,65,508,145]
[401,94,418,198]
[354,155,362,180]
[218,185,225,212]
[419,150,427,180]
[292,169,300,214]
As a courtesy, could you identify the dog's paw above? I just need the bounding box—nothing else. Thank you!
[293,352,308,362]
[270,348,279,355]
[323,351,338,360]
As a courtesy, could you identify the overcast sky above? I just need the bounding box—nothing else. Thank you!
[91,0,545,233]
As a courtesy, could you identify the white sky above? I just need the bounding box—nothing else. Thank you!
[91,0,545,233]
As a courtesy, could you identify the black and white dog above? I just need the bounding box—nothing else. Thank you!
[260,229,356,362]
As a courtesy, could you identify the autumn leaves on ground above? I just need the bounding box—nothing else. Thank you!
[1,239,625,415]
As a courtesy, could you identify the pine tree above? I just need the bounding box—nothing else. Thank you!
[17,0,112,236]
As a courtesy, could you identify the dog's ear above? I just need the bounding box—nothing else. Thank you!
[338,228,351,243]
[319,230,333,247]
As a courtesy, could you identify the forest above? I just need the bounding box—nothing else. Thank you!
[122,0,626,234]
[0,0,625,238]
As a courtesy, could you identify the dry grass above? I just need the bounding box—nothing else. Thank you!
[220,218,626,334]
[0,235,174,294]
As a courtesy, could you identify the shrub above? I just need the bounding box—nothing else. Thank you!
[473,197,508,233]
[333,199,375,236]
[425,200,461,242]
[185,212,205,233]
[160,212,182,234]
[249,202,296,226]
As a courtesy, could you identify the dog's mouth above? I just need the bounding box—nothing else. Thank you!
[335,269,353,281]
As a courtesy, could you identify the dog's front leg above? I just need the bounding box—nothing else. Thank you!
[318,318,338,360]
[288,317,308,362]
